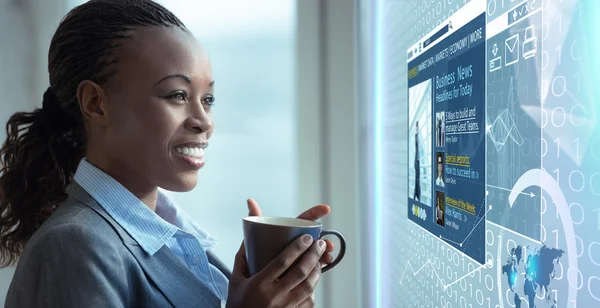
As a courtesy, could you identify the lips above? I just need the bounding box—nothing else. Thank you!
[174,146,205,158]
[173,148,205,170]
[171,142,208,169]
[173,141,208,157]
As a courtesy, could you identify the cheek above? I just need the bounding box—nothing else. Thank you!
[112,101,181,158]
[206,112,215,139]
[141,108,180,152]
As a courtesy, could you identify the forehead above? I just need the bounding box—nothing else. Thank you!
[110,26,211,87]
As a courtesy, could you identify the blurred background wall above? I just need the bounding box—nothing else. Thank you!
[0,0,364,307]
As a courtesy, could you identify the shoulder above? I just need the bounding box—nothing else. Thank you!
[30,197,121,251]
[16,196,132,274]
[8,198,134,306]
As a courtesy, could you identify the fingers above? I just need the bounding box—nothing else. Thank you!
[296,205,330,221]
[231,241,248,280]
[317,240,335,265]
[258,234,314,282]
[295,295,316,308]
[288,262,322,307]
[247,198,262,216]
[278,239,325,292]
[325,239,335,253]
[319,253,333,266]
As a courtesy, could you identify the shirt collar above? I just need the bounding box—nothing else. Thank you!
[73,158,216,255]
[155,191,217,249]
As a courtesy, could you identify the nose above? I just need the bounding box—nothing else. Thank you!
[185,101,214,134]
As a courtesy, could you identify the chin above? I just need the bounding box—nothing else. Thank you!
[159,174,199,192]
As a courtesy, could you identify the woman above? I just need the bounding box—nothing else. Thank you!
[0,1,335,307]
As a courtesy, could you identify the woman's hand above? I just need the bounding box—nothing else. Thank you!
[226,234,325,308]
[246,199,336,266]
[226,199,336,308]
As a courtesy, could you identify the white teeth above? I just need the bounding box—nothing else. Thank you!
[175,147,204,158]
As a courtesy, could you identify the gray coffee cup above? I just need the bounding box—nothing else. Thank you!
[243,216,346,276]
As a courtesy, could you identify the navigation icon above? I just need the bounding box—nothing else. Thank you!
[523,25,537,59]
[489,43,501,72]
[505,34,520,66]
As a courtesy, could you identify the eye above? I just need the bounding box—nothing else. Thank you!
[166,91,187,102]
[202,95,215,107]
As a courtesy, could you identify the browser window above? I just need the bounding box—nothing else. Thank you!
[407,0,487,265]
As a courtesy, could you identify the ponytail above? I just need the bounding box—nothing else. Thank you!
[0,87,85,267]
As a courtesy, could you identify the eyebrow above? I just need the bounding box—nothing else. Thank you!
[153,74,215,88]
[154,74,191,87]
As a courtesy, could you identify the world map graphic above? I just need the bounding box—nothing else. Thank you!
[502,245,565,308]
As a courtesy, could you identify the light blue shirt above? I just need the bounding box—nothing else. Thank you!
[73,158,229,304]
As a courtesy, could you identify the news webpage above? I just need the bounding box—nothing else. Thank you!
[407,0,486,265]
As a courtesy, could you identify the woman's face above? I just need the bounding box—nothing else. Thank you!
[97,26,214,192]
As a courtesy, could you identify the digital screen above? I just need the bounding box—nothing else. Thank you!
[376,0,599,307]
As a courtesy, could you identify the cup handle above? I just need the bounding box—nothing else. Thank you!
[319,230,346,273]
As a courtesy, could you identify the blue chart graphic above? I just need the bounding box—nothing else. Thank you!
[488,78,524,151]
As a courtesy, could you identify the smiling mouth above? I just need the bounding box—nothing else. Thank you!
[174,146,205,158]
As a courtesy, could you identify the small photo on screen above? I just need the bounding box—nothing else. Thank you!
[435,190,445,227]
[435,111,445,147]
[408,79,433,207]
[435,152,445,188]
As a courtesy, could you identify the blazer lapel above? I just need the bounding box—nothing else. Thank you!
[67,183,222,308]
[127,243,221,307]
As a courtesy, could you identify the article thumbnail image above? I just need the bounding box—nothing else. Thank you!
[408,79,432,207]
[435,152,445,188]
[436,190,445,227]
[435,111,445,147]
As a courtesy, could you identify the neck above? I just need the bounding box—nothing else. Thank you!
[85,152,159,211]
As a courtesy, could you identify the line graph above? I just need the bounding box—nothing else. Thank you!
[399,205,494,291]
[398,258,492,291]
[440,206,492,247]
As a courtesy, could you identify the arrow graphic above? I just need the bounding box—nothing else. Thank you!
[492,43,498,56]
[486,184,535,198]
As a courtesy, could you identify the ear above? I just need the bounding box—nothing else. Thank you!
[77,80,110,126]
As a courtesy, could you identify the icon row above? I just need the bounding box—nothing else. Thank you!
[412,204,427,221]
[489,25,537,72]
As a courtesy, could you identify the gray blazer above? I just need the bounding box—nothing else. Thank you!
[6,183,231,308]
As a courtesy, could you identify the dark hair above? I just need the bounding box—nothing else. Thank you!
[0,0,188,267]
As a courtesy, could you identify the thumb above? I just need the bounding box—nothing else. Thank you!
[232,242,248,280]
[247,198,262,216]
